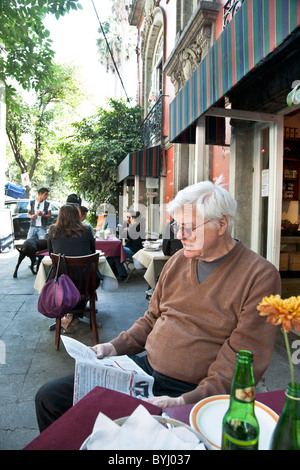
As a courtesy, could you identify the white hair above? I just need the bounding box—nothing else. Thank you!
[167,175,237,233]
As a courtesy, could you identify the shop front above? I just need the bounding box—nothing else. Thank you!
[168,0,300,294]
[117,145,164,238]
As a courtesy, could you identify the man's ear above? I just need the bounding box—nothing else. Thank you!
[218,214,228,234]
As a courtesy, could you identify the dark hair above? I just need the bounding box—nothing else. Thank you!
[131,211,140,219]
[80,206,89,215]
[66,193,81,205]
[38,188,49,194]
[48,204,87,238]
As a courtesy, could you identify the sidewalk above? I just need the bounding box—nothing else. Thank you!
[0,249,149,450]
[0,249,299,450]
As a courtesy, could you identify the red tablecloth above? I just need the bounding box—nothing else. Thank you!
[36,239,126,263]
[24,387,285,451]
[95,239,126,263]
[24,387,161,450]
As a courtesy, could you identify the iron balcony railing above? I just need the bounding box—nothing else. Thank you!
[223,0,245,28]
[141,93,165,149]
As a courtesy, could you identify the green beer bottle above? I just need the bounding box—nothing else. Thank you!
[270,382,300,450]
[221,350,259,450]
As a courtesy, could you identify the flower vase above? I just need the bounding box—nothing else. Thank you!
[270,383,300,450]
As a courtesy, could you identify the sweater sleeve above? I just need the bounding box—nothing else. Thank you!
[110,257,170,355]
[181,261,281,404]
[110,300,162,355]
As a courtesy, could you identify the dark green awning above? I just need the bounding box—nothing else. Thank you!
[117,146,161,183]
[169,0,300,143]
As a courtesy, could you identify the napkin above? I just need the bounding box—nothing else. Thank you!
[80,404,205,450]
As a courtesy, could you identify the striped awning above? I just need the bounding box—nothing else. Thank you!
[117,145,161,183]
[170,0,300,143]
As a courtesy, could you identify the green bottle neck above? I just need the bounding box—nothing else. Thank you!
[285,383,300,400]
[229,354,255,407]
[283,383,300,413]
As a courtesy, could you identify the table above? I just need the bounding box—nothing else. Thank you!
[34,255,118,293]
[133,249,170,289]
[24,386,285,450]
[95,238,126,263]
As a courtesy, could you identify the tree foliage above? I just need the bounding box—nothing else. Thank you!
[6,63,84,196]
[96,0,136,98]
[60,99,142,210]
[0,0,82,98]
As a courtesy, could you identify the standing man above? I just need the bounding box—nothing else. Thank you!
[27,188,51,239]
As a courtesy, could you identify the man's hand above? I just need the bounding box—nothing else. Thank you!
[143,395,185,408]
[90,342,117,358]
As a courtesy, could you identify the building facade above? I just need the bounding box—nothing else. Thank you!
[118,0,300,296]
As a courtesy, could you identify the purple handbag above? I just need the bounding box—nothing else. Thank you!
[38,254,81,318]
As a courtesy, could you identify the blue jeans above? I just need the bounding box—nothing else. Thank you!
[123,246,134,260]
[107,247,135,278]
[27,226,47,239]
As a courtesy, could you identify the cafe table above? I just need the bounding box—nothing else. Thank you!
[23,386,285,451]
[133,249,170,289]
[34,254,118,293]
[95,237,126,263]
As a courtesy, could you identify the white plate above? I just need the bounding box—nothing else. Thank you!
[144,247,160,251]
[189,395,278,450]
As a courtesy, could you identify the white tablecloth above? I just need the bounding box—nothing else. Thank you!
[34,255,118,293]
[132,249,170,289]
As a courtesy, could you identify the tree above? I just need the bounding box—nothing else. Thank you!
[6,63,84,196]
[96,0,136,98]
[0,0,82,99]
[60,98,142,211]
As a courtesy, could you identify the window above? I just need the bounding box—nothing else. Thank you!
[148,33,163,107]
[51,203,60,212]
[4,202,17,211]
[18,202,29,214]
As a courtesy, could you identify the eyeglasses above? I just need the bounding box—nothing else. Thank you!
[170,219,213,239]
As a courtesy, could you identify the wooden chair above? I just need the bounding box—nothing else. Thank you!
[50,253,100,350]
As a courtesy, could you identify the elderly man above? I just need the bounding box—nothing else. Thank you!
[35,178,281,430]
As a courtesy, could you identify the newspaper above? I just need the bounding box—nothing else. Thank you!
[61,336,154,404]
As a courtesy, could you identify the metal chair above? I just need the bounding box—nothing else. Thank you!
[123,258,136,282]
[50,253,100,350]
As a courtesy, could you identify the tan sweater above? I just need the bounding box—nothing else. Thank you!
[111,242,281,404]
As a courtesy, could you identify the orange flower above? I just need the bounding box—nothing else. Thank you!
[257,294,300,332]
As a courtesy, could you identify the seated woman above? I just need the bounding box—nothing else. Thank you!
[47,204,100,333]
